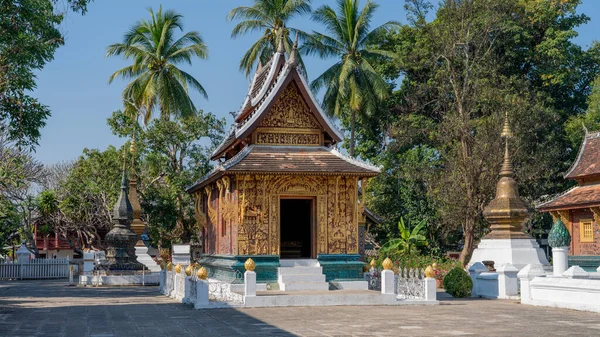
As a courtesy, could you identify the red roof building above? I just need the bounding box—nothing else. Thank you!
[538,131,600,270]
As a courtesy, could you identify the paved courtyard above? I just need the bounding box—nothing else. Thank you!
[0,280,599,337]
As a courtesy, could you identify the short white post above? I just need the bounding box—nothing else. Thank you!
[381,269,395,295]
[468,262,488,297]
[496,263,519,299]
[194,280,209,309]
[244,271,257,297]
[552,246,569,276]
[159,270,166,294]
[16,243,30,280]
[69,265,74,285]
[424,277,436,301]
[517,264,545,304]
[183,276,193,303]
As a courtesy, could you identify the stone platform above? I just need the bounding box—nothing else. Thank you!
[239,289,437,308]
[79,272,159,286]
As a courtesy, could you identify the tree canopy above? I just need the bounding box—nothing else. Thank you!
[107,6,209,124]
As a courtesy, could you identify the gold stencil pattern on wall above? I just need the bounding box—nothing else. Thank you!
[193,192,207,230]
[235,175,358,256]
[259,81,321,129]
[204,186,218,226]
[217,177,239,225]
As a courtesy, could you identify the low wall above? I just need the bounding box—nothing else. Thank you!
[475,272,499,298]
[520,265,600,313]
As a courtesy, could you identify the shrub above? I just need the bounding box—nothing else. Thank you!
[443,267,472,298]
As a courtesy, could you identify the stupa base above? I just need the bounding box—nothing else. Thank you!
[136,246,161,272]
[469,239,549,270]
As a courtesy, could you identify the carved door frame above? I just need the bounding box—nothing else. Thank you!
[278,194,318,259]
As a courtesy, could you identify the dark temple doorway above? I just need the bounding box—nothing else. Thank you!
[280,198,313,259]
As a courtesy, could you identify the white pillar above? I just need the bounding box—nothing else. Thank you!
[424,278,436,301]
[194,280,209,309]
[174,272,184,301]
[381,270,395,295]
[244,271,257,297]
[159,270,166,294]
[496,263,519,299]
[517,264,545,304]
[82,251,95,275]
[15,243,31,264]
[552,246,569,276]
[183,276,193,304]
[468,262,488,297]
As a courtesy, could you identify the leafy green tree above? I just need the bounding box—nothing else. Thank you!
[304,0,397,157]
[364,0,600,264]
[566,75,600,146]
[0,0,91,148]
[107,109,224,246]
[227,0,312,76]
[107,6,208,124]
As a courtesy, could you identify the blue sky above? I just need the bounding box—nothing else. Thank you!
[33,0,600,165]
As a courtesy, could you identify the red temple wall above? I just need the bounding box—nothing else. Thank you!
[569,209,600,256]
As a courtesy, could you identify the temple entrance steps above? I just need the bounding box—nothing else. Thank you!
[278,259,329,291]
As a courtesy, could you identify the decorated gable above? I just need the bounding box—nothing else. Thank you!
[253,81,323,146]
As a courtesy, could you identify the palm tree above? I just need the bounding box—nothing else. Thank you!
[107,6,208,124]
[227,0,312,76]
[304,0,397,157]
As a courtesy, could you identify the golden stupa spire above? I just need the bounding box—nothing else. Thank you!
[482,111,531,240]
[499,112,514,178]
[130,135,137,175]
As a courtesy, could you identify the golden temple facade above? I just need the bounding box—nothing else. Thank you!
[186,37,379,281]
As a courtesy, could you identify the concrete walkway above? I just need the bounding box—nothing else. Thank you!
[1,280,599,336]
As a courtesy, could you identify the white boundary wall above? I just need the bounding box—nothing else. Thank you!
[519,264,600,313]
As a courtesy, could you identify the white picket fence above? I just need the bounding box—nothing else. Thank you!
[0,258,70,280]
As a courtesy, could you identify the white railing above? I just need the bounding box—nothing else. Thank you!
[0,258,69,280]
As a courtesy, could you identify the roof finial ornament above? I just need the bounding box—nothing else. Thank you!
[257,59,263,73]
[582,121,588,135]
[276,29,285,54]
[113,146,132,225]
[499,112,514,178]
[288,32,299,67]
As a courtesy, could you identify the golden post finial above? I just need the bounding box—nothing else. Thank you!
[425,265,435,278]
[382,257,393,271]
[197,266,208,280]
[244,258,256,272]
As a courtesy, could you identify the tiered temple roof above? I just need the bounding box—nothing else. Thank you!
[538,131,600,211]
[187,36,379,193]
[210,37,343,161]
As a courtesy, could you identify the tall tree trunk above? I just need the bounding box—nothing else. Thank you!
[350,109,356,157]
[458,130,476,266]
[459,215,476,266]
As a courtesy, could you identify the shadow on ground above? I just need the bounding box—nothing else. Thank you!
[0,280,295,337]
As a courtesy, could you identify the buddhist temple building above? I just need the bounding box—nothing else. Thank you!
[186,37,380,284]
[538,131,600,271]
